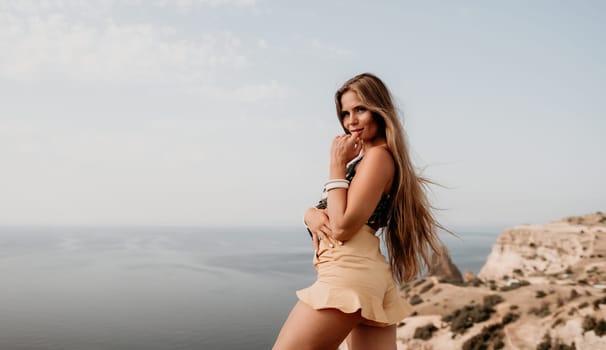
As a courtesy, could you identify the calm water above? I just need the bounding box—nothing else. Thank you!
[0,226,500,350]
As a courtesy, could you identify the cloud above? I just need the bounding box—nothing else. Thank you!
[154,0,257,9]
[0,1,250,83]
[233,80,287,102]
[257,38,268,49]
[190,80,290,103]
[309,38,352,57]
[0,0,115,17]
[0,0,256,13]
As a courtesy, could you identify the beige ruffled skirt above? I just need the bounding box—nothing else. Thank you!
[296,224,411,327]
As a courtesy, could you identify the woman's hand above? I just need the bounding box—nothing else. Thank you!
[304,208,341,255]
[330,134,361,169]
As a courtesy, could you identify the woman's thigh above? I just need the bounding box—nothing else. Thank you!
[346,323,396,350]
[273,301,363,350]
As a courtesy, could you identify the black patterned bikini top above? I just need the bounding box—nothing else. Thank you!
[315,156,391,230]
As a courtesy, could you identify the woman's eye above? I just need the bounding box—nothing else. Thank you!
[356,106,366,113]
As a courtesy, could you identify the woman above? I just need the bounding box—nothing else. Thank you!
[273,73,443,350]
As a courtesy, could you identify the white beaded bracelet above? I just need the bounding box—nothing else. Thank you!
[325,181,349,192]
[323,179,350,187]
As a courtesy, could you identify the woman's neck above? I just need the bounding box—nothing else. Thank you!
[362,137,387,153]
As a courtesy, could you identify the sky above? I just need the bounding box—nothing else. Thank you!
[1,0,604,229]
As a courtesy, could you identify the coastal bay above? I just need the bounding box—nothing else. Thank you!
[0,225,496,349]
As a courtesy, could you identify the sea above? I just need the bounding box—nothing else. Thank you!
[0,225,502,350]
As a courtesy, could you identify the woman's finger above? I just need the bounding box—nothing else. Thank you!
[321,226,344,246]
[318,230,334,248]
[312,232,319,256]
[321,224,332,236]
[331,134,360,163]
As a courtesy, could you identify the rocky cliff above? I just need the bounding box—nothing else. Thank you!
[393,212,606,350]
[478,213,606,281]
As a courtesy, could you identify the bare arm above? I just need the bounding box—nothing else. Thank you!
[303,207,340,254]
[327,145,394,241]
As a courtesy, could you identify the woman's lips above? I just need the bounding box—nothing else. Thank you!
[351,128,364,134]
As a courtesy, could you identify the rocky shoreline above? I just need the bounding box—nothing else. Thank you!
[392,212,606,349]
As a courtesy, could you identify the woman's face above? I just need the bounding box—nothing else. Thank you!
[340,90,381,142]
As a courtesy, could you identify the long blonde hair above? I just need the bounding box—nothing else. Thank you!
[335,73,444,283]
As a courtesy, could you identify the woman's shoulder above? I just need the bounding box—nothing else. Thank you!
[357,145,395,180]
[352,145,395,195]
[362,145,394,167]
